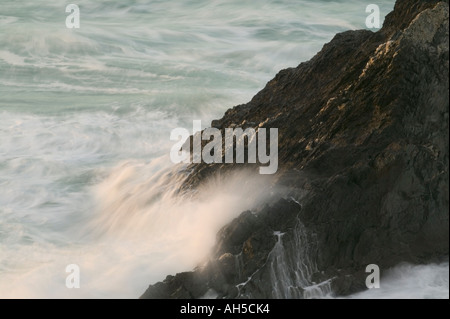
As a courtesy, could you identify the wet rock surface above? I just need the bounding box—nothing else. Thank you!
[141,0,449,298]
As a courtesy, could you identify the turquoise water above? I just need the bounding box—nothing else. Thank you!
[7,0,447,299]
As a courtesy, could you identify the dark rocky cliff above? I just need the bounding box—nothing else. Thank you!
[141,0,449,298]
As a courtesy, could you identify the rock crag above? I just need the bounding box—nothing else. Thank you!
[141,0,449,298]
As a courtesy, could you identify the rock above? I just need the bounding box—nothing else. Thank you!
[141,0,449,298]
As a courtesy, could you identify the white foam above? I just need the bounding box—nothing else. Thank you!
[0,144,277,298]
[348,262,449,299]
[0,50,26,66]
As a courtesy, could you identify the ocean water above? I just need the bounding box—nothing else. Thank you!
[2,0,447,299]
[348,262,449,299]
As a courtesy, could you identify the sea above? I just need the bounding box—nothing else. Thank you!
[0,0,448,299]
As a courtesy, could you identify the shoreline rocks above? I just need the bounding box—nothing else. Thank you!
[141,0,449,299]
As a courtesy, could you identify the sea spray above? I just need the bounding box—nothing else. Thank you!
[0,156,280,298]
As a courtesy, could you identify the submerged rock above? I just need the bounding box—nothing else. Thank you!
[141,0,449,298]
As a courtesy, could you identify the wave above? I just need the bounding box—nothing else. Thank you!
[347,262,449,299]
[0,152,280,298]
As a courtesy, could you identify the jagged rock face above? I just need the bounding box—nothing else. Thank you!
[141,0,449,299]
